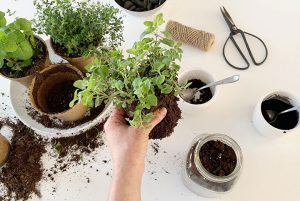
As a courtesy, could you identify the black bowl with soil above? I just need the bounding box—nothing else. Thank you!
[261,96,299,130]
[115,0,167,13]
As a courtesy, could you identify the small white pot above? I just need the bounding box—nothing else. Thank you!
[252,91,300,137]
[178,69,218,115]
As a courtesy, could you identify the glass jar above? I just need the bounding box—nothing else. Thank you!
[182,134,243,197]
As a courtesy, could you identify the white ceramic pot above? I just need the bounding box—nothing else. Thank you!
[252,91,300,137]
[178,69,218,115]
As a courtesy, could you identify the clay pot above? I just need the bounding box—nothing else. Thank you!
[50,39,95,73]
[28,64,88,122]
[0,35,51,87]
[0,134,10,167]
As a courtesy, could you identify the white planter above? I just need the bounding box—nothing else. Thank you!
[178,69,218,115]
[252,91,300,137]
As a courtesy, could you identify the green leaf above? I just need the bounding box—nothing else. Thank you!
[161,84,173,94]
[154,13,164,26]
[145,94,157,107]
[74,80,87,90]
[161,38,175,47]
[54,142,63,156]
[14,18,32,31]
[0,11,6,27]
[144,21,153,27]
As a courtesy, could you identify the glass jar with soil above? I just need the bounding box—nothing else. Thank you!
[182,134,243,197]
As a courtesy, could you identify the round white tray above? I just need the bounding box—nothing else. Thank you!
[9,81,112,138]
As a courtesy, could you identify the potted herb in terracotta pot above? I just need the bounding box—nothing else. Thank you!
[71,14,187,139]
[34,0,124,72]
[28,64,88,122]
[0,11,50,87]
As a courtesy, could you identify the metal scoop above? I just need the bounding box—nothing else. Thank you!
[180,75,240,102]
[266,106,300,124]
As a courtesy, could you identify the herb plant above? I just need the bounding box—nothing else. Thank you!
[71,14,187,127]
[34,0,124,57]
[0,11,36,71]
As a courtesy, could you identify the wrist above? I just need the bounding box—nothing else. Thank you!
[113,160,145,177]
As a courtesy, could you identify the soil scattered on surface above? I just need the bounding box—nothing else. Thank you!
[0,119,46,201]
[26,104,105,129]
[261,97,299,130]
[46,80,77,113]
[183,79,213,104]
[199,140,237,176]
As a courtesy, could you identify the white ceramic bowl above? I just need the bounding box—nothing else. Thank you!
[178,69,218,115]
[252,91,300,137]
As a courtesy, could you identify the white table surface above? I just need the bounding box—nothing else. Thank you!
[1,0,300,201]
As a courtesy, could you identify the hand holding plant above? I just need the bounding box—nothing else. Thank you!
[71,14,187,131]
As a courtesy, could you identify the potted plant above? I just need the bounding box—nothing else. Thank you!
[70,14,187,139]
[0,11,50,86]
[34,0,124,72]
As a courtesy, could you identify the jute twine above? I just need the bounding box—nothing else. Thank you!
[166,20,215,51]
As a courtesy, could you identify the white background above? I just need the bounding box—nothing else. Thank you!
[1,0,300,201]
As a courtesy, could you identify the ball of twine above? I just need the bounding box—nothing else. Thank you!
[166,20,215,52]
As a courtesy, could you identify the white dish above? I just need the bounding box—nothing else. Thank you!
[9,81,112,138]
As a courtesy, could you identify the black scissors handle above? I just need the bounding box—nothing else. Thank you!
[223,29,268,70]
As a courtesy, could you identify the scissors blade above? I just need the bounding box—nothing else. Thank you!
[220,6,237,32]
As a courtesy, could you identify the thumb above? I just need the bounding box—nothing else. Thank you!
[146,108,167,131]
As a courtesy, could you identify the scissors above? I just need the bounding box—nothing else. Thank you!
[220,6,268,70]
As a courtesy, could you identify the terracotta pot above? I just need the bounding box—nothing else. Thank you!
[28,64,88,122]
[0,35,51,87]
[50,38,95,73]
[0,134,10,167]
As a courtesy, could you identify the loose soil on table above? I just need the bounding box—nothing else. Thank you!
[261,97,299,130]
[115,0,166,12]
[0,37,48,78]
[46,80,77,113]
[27,104,105,129]
[0,119,46,201]
[185,79,213,105]
[126,93,181,140]
[199,140,237,176]
[0,117,107,201]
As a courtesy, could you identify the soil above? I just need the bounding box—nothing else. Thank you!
[0,36,48,78]
[261,97,299,130]
[0,119,46,201]
[51,39,81,58]
[26,104,105,129]
[126,93,181,140]
[115,0,166,12]
[185,79,213,104]
[199,140,237,177]
[46,80,77,113]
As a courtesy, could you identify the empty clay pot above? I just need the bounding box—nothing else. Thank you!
[28,64,88,122]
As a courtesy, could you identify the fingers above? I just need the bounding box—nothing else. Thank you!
[146,107,167,131]
[106,107,126,125]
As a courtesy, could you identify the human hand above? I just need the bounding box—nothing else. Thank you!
[104,107,167,174]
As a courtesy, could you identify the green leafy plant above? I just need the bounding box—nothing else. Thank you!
[34,0,124,57]
[71,14,187,127]
[0,11,36,71]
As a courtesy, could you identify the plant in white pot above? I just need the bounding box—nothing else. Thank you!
[34,0,124,72]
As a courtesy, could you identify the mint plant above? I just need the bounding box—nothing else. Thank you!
[71,14,187,128]
[34,0,124,57]
[0,11,36,71]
